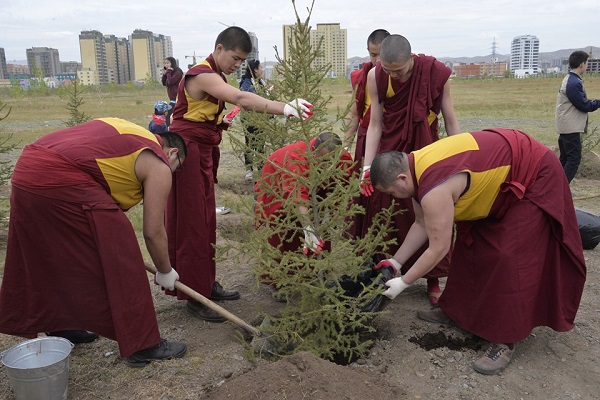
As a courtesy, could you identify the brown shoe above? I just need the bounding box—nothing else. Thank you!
[187,300,226,323]
[472,343,514,375]
[416,307,453,325]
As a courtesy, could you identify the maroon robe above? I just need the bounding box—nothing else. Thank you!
[167,54,227,298]
[415,129,586,343]
[364,55,452,276]
[0,119,167,357]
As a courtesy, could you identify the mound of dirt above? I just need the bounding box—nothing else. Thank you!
[205,351,403,400]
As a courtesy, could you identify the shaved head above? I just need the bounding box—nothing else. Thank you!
[379,35,412,64]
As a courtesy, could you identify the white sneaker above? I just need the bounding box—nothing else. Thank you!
[245,170,253,182]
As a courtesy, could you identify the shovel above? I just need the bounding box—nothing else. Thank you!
[144,263,261,337]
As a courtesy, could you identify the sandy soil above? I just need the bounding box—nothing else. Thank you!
[1,175,599,400]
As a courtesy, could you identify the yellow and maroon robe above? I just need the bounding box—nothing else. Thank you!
[410,129,586,343]
[363,54,452,278]
[167,54,228,298]
[0,118,169,357]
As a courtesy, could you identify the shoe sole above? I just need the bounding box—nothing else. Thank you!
[186,307,227,323]
[416,309,453,326]
[126,346,187,368]
[210,294,241,301]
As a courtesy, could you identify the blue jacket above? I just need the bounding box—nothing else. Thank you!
[556,71,600,134]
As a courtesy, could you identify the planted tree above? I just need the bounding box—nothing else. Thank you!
[218,0,398,364]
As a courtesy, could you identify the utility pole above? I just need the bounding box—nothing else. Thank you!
[491,37,498,63]
[184,51,205,69]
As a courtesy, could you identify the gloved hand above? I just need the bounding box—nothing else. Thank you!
[283,98,314,120]
[383,276,411,299]
[156,268,179,291]
[374,258,402,277]
[360,165,374,196]
[302,225,325,255]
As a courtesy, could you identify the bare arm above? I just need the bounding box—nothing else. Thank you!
[135,150,173,274]
[363,68,382,166]
[186,73,286,115]
[394,173,467,283]
[440,81,461,136]
[343,102,359,148]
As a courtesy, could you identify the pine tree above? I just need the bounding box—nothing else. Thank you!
[218,0,399,364]
[61,79,91,127]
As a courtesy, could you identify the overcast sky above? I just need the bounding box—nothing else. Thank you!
[2,0,599,67]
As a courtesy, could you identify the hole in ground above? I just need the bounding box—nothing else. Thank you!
[409,331,486,352]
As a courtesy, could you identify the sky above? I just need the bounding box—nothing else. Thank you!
[2,0,599,67]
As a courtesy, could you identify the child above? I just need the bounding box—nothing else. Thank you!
[148,101,171,133]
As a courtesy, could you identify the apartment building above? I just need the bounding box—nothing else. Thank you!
[104,34,131,84]
[0,48,7,80]
[510,34,539,76]
[26,47,61,78]
[79,30,109,85]
[283,22,347,79]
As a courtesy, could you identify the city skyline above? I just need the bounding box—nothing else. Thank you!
[2,0,599,68]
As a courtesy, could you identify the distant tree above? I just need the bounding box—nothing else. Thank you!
[60,79,91,127]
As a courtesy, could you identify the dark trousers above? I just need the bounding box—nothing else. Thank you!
[558,133,581,183]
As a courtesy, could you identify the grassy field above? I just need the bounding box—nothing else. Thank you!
[2,76,599,147]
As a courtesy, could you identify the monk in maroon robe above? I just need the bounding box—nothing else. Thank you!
[0,119,188,367]
[370,129,586,375]
[361,34,461,305]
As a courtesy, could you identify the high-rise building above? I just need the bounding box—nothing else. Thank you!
[0,48,7,80]
[283,22,347,78]
[510,34,539,76]
[130,29,157,82]
[79,30,109,85]
[26,47,61,78]
[104,34,131,84]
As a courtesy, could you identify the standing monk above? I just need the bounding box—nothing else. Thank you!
[167,26,313,321]
[0,118,188,367]
[370,129,586,375]
[344,29,390,238]
[360,34,461,305]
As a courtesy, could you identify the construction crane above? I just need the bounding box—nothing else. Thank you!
[184,51,204,69]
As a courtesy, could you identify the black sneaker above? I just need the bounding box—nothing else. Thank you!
[186,300,227,323]
[126,339,187,368]
[47,330,99,344]
[210,281,240,301]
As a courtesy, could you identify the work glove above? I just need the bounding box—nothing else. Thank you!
[156,268,179,291]
[383,276,411,299]
[302,225,325,255]
[283,98,314,120]
[374,258,402,277]
[360,165,374,196]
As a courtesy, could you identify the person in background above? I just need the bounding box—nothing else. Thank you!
[167,26,313,322]
[556,50,600,184]
[148,101,171,133]
[0,118,188,368]
[239,59,268,182]
[370,128,586,375]
[360,34,461,306]
[344,28,390,238]
[162,57,184,128]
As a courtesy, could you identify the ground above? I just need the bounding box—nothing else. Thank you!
[1,166,600,400]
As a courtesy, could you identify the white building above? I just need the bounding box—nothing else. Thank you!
[510,35,539,75]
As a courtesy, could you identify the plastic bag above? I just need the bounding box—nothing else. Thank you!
[576,208,600,250]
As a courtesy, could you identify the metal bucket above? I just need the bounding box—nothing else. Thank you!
[1,337,74,400]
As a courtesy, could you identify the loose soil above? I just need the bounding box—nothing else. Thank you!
[1,169,600,400]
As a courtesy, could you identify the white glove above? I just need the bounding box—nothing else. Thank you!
[156,268,179,291]
[383,276,411,299]
[283,98,314,120]
[303,225,324,255]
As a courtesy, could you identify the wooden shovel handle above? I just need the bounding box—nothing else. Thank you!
[145,263,261,337]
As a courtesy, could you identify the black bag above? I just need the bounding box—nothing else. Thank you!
[575,208,600,250]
